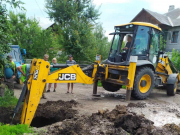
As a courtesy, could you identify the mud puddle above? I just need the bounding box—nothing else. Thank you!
[128,102,180,127]
[100,91,126,99]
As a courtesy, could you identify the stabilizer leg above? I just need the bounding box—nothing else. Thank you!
[93,80,98,95]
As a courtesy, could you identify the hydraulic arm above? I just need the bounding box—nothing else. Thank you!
[20,59,96,126]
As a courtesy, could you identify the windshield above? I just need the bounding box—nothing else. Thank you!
[108,33,133,62]
[109,34,120,58]
[7,48,21,62]
[131,26,150,55]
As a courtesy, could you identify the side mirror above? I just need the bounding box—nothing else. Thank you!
[22,49,26,55]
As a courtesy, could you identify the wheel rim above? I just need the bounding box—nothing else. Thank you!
[174,80,178,93]
[139,74,151,93]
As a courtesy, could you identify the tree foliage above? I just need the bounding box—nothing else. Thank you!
[170,49,180,72]
[93,23,111,60]
[0,0,23,77]
[46,0,111,62]
[0,4,11,66]
[8,11,60,60]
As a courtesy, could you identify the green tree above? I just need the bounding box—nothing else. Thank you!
[93,23,111,60]
[0,0,23,77]
[170,49,180,72]
[8,11,60,59]
[46,0,100,62]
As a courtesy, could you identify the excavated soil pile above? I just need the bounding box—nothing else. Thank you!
[0,107,22,124]
[31,100,78,127]
[46,105,180,135]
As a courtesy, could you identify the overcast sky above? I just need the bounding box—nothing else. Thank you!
[7,0,180,40]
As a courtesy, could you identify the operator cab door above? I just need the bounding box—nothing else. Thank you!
[131,26,150,60]
[149,28,159,68]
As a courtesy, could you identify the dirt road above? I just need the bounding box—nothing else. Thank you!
[14,83,180,127]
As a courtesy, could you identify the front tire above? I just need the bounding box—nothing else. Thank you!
[131,67,154,100]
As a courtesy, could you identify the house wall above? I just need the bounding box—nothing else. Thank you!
[165,26,180,52]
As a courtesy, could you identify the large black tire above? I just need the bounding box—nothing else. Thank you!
[131,67,154,100]
[166,79,178,96]
[102,81,121,92]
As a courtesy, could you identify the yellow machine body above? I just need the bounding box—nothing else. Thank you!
[19,22,180,126]
[21,55,139,126]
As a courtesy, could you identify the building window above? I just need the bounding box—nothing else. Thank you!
[171,31,179,43]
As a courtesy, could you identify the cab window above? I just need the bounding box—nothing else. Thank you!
[132,26,150,55]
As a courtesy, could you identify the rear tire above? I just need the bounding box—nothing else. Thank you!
[131,67,154,100]
[102,81,121,92]
[167,79,178,96]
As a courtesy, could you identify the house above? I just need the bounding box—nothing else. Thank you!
[131,5,180,52]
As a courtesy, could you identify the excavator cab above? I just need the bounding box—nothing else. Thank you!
[108,22,160,67]
[101,22,180,100]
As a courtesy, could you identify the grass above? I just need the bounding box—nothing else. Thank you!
[0,89,35,135]
[122,85,126,89]
[0,123,34,135]
[97,81,102,87]
[0,87,18,108]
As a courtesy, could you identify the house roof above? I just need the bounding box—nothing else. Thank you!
[115,22,162,31]
[145,9,171,26]
[131,8,180,27]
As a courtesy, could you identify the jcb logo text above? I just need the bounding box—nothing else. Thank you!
[58,73,76,80]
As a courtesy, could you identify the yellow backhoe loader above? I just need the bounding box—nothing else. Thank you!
[13,22,180,126]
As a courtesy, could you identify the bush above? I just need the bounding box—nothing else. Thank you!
[0,123,34,135]
[169,49,180,72]
[0,88,18,108]
[97,81,102,87]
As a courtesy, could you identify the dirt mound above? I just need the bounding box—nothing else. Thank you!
[46,114,129,135]
[127,102,146,108]
[31,100,78,127]
[0,107,21,124]
[46,105,180,135]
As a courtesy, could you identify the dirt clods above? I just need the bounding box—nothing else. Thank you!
[127,102,147,108]
[1,99,180,135]
[0,106,21,124]
[31,100,78,127]
[46,104,180,135]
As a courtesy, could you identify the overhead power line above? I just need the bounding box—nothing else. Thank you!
[34,0,46,17]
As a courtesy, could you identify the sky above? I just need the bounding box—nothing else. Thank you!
[7,0,180,40]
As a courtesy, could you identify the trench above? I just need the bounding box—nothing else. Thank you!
[31,117,58,128]
[0,100,78,128]
[30,100,78,127]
